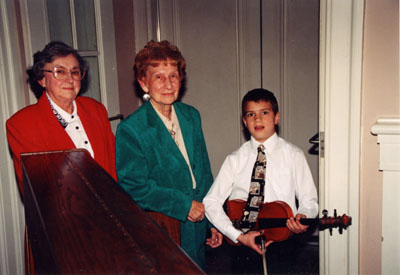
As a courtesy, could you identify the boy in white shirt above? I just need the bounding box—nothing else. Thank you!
[204,88,318,273]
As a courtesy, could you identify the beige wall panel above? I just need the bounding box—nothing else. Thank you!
[168,0,243,175]
[283,0,320,185]
[113,0,138,118]
[261,0,283,98]
[156,0,320,183]
[262,0,319,185]
[238,0,262,96]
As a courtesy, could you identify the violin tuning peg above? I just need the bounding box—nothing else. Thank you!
[334,209,337,218]
[322,209,328,217]
[329,227,333,236]
[339,227,343,234]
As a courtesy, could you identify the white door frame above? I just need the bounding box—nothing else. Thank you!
[319,0,363,274]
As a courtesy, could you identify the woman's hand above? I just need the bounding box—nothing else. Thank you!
[237,231,273,255]
[205,228,223,248]
[187,200,205,222]
[286,214,308,234]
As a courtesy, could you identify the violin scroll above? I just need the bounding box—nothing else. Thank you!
[320,209,352,235]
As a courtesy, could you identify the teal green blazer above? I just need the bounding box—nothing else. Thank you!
[115,101,213,268]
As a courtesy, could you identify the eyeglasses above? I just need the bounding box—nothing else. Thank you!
[42,66,85,80]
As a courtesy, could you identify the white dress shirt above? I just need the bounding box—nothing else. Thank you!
[203,132,318,243]
[47,93,94,157]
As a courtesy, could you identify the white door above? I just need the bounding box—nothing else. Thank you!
[319,1,363,274]
[20,0,120,131]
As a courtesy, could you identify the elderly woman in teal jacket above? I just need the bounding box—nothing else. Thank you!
[115,40,222,269]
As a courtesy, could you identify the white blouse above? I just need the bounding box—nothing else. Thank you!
[47,93,94,157]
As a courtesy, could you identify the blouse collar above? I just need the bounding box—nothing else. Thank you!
[46,93,77,127]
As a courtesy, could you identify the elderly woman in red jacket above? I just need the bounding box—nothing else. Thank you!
[6,41,116,274]
[6,41,116,194]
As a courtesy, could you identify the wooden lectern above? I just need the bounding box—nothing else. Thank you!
[21,149,204,274]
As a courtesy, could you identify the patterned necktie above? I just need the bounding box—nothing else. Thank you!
[239,144,266,233]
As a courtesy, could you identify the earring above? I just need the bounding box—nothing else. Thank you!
[142,93,151,101]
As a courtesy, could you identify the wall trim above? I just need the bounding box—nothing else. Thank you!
[371,117,400,136]
[371,117,400,274]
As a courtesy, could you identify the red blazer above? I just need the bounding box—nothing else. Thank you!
[6,93,117,193]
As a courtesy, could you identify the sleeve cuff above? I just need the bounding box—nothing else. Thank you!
[298,208,318,219]
[225,227,243,244]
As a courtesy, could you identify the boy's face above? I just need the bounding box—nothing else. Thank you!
[243,100,280,143]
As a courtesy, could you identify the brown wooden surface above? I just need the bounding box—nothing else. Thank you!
[22,149,204,274]
[146,211,181,245]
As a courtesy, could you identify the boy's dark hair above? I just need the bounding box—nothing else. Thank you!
[27,41,88,99]
[241,88,279,116]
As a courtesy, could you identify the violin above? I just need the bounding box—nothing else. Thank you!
[225,199,352,245]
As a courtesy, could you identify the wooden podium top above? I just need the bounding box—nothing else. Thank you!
[22,149,203,274]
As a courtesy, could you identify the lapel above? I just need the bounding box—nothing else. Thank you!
[142,102,193,167]
[77,98,100,154]
[174,103,195,166]
[37,94,75,148]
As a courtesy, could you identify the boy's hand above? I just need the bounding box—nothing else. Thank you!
[206,228,223,248]
[286,214,308,234]
[187,200,205,222]
[237,231,273,255]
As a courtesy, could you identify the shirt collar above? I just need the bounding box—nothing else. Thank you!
[46,92,77,122]
[250,132,278,154]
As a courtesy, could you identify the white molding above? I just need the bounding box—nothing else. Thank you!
[371,117,400,274]
[347,1,364,274]
[371,118,400,171]
[371,117,400,136]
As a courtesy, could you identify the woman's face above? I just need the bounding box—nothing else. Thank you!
[38,54,81,108]
[138,60,181,111]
